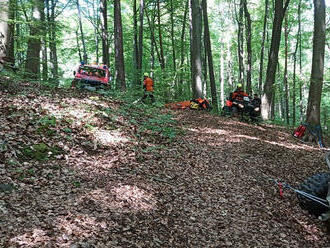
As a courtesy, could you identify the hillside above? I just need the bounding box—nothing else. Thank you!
[1,78,330,247]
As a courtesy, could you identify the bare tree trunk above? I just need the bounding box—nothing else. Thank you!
[77,0,87,63]
[178,0,189,91]
[283,15,289,125]
[145,9,161,69]
[220,45,224,107]
[202,0,217,110]
[190,0,203,98]
[5,0,15,65]
[157,0,165,69]
[304,0,325,143]
[0,0,9,62]
[75,29,82,63]
[100,0,109,66]
[243,0,252,95]
[133,0,138,85]
[292,1,301,126]
[49,0,58,81]
[137,0,144,86]
[258,0,269,93]
[261,0,290,120]
[25,0,43,79]
[170,0,176,71]
[114,0,125,90]
[237,0,244,86]
[41,0,48,81]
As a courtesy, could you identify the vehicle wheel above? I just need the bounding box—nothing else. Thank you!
[297,172,330,217]
[326,152,330,170]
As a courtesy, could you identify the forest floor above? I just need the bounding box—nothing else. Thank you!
[1,76,330,247]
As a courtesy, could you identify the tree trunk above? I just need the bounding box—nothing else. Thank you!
[170,0,176,71]
[49,0,58,82]
[75,29,82,63]
[202,0,217,110]
[5,0,15,65]
[178,0,189,93]
[137,0,144,86]
[261,0,290,120]
[133,0,139,85]
[41,0,48,81]
[100,0,109,66]
[77,0,87,63]
[304,0,325,143]
[243,0,252,95]
[114,0,125,91]
[237,0,244,86]
[0,0,9,62]
[145,8,161,70]
[190,0,203,98]
[25,0,43,79]
[283,16,289,125]
[220,44,224,107]
[258,0,269,93]
[157,0,165,69]
[292,2,300,126]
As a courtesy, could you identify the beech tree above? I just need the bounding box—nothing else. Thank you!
[114,0,125,90]
[261,0,290,120]
[0,0,9,63]
[190,0,203,98]
[304,0,326,143]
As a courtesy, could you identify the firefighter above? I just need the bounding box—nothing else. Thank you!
[141,73,155,103]
[231,83,249,101]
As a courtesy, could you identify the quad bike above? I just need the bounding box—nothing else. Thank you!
[222,96,261,122]
[297,152,330,220]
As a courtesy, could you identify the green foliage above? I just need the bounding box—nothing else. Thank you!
[21,143,63,161]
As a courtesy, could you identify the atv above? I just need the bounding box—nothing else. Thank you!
[71,64,111,90]
[222,96,261,122]
[297,152,330,221]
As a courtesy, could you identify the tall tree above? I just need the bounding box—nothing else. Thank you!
[243,0,252,95]
[170,0,176,71]
[258,0,269,93]
[190,0,203,98]
[24,0,44,79]
[236,0,244,86]
[114,0,125,90]
[202,0,218,110]
[304,0,326,142]
[77,0,88,63]
[136,0,144,86]
[0,0,9,63]
[283,15,289,125]
[5,0,15,65]
[100,0,109,66]
[157,0,165,69]
[47,0,59,81]
[261,0,290,120]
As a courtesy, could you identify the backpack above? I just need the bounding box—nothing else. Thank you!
[293,124,306,138]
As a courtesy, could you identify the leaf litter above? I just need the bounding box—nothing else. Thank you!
[0,79,330,247]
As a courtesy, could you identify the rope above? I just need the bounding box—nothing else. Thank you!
[262,173,330,209]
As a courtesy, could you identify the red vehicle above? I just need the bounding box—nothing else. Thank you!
[72,64,111,89]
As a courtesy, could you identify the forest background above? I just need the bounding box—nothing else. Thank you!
[0,0,329,134]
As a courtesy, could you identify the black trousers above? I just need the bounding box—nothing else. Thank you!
[142,91,155,102]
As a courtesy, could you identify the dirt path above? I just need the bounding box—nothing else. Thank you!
[1,82,330,247]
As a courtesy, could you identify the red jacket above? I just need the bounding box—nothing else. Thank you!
[231,90,248,101]
[143,77,154,92]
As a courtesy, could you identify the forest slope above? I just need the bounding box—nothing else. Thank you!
[0,77,330,247]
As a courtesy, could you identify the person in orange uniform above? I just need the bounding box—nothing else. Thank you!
[142,73,155,103]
